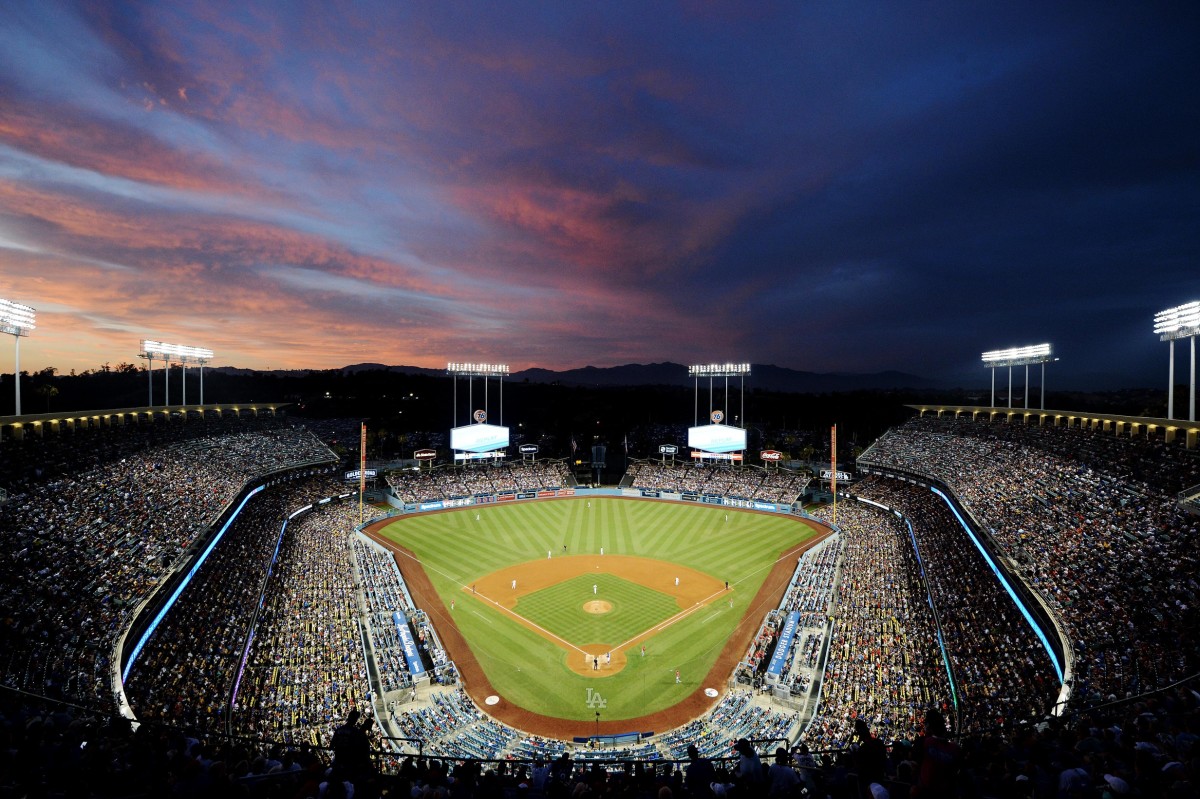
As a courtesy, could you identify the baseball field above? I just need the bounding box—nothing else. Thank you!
[371,497,825,734]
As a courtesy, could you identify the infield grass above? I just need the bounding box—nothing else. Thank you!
[378,497,818,722]
[518,574,679,646]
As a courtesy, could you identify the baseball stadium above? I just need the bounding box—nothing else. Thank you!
[1,354,1200,799]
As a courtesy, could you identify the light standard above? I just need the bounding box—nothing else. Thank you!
[0,299,36,416]
[140,340,214,407]
[982,344,1054,410]
[1154,301,1200,422]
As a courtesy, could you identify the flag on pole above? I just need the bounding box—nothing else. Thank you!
[570,436,577,454]
[623,434,629,454]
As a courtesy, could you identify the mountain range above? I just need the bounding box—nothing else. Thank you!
[213,362,936,393]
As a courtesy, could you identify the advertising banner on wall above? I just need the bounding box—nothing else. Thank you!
[391,612,427,678]
[766,611,801,679]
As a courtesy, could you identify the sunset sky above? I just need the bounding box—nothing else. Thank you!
[1,2,1197,388]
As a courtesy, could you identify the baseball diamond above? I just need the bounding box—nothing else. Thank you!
[366,496,827,737]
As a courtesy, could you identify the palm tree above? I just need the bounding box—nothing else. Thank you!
[36,383,59,412]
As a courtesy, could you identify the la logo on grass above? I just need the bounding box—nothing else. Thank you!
[585,688,607,709]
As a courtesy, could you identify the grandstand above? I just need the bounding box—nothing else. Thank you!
[625,458,810,503]
[3,399,1200,798]
[856,412,1200,709]
[385,458,573,505]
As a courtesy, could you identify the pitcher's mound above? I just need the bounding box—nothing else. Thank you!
[583,600,612,614]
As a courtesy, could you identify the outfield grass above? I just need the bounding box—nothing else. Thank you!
[379,497,816,722]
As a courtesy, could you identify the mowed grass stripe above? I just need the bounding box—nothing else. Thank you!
[380,497,818,721]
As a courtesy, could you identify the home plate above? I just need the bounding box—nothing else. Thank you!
[704,688,718,698]
[485,696,500,705]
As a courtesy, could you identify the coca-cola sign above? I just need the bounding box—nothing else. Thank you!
[760,450,783,461]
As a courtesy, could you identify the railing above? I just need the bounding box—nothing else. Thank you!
[1180,483,1200,515]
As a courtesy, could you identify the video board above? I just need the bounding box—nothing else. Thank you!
[687,423,747,454]
[450,423,510,453]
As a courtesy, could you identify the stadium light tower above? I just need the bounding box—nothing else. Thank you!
[140,340,214,407]
[982,344,1053,410]
[1155,301,1200,422]
[688,363,751,428]
[0,299,36,416]
[447,362,510,427]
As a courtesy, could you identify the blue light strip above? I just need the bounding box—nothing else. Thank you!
[929,486,1064,683]
[122,484,265,683]
[904,517,958,709]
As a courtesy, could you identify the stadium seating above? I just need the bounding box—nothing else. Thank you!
[6,410,1200,798]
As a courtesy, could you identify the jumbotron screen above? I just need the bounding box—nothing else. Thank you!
[687,423,747,454]
[450,423,510,453]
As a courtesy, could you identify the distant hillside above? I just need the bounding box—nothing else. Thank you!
[212,361,934,392]
[511,362,934,392]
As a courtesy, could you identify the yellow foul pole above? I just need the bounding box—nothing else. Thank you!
[830,423,837,525]
[359,422,367,527]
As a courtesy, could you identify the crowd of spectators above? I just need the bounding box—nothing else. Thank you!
[355,539,420,693]
[232,501,367,748]
[0,419,335,709]
[773,537,843,697]
[804,500,952,751]
[656,690,798,760]
[385,688,797,764]
[391,688,518,760]
[737,612,785,685]
[855,478,1060,732]
[859,415,1200,707]
[8,680,1200,798]
[386,460,572,504]
[625,460,809,503]
[122,473,345,734]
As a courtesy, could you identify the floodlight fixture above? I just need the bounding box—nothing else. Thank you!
[1154,301,1200,342]
[1156,301,1200,422]
[980,344,1053,368]
[0,298,35,416]
[446,362,509,376]
[141,340,214,362]
[139,339,214,407]
[0,299,36,337]
[688,363,751,377]
[982,344,1054,410]
[448,361,509,431]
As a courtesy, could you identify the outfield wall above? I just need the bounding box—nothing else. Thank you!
[379,484,802,519]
